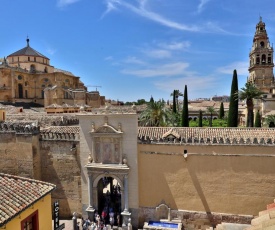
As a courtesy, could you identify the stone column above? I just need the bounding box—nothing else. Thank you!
[121,174,131,227]
[86,174,95,220]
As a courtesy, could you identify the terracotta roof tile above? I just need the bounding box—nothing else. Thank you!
[0,173,55,227]
[138,127,275,145]
[41,126,79,134]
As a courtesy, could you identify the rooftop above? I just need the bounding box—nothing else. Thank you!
[8,38,49,59]
[0,173,55,227]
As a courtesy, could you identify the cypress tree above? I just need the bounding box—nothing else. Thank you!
[181,85,189,127]
[219,102,225,119]
[172,90,177,113]
[198,110,203,127]
[149,95,154,104]
[227,69,239,127]
[255,110,261,127]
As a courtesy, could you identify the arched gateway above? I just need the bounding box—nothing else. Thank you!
[85,117,131,227]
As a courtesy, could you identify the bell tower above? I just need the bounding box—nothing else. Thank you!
[248,17,275,93]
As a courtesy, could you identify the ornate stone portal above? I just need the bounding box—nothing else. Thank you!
[85,116,131,226]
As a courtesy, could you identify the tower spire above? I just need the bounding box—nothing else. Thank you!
[26,36,29,47]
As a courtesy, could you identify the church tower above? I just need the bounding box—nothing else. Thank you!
[248,17,274,94]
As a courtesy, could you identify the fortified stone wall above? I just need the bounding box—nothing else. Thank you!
[0,125,40,179]
[40,135,82,218]
[138,143,275,227]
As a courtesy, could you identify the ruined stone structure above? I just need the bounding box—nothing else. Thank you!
[0,38,105,108]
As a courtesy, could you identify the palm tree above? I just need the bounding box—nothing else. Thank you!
[139,100,172,127]
[237,82,264,127]
[207,106,216,127]
[264,115,275,127]
[170,90,183,112]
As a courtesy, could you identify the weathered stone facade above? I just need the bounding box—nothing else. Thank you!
[0,38,105,108]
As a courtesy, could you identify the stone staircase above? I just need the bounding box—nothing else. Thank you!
[245,200,275,230]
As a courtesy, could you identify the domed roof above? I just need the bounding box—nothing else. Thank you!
[7,38,49,59]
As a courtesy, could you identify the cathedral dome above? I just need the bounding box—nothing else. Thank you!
[7,38,49,60]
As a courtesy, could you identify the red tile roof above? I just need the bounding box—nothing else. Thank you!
[0,173,55,227]
[138,127,275,145]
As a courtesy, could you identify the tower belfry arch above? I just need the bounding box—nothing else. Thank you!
[248,17,275,94]
[85,116,131,226]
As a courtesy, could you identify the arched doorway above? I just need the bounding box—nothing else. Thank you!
[97,177,122,225]
[18,83,23,98]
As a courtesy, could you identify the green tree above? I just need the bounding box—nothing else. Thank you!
[172,90,177,113]
[219,102,225,119]
[149,96,154,104]
[237,82,264,127]
[207,106,216,127]
[227,69,239,127]
[264,115,275,127]
[170,89,183,112]
[254,110,261,127]
[198,110,203,127]
[139,100,171,127]
[181,85,189,127]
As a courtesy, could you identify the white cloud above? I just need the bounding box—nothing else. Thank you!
[154,74,219,98]
[123,56,146,65]
[143,49,171,59]
[157,41,191,50]
[46,48,56,55]
[105,56,113,61]
[57,0,80,7]
[121,62,189,77]
[101,0,235,35]
[197,0,211,13]
[101,0,120,19]
[102,0,199,32]
[216,61,248,76]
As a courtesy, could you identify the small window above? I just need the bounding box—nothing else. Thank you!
[18,75,23,80]
[28,57,30,61]
[260,41,265,48]
[34,57,36,62]
[44,78,49,82]
[41,84,45,88]
[21,210,38,230]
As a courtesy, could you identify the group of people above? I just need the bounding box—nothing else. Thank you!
[81,211,121,230]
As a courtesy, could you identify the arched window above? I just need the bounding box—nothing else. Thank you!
[44,67,48,73]
[30,64,36,73]
[260,41,265,48]
[18,84,23,98]
[256,57,260,64]
[262,54,266,64]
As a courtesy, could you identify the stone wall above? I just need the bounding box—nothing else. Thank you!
[138,143,275,227]
[0,132,38,178]
[40,139,82,218]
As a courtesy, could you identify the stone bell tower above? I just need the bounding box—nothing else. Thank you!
[248,17,275,94]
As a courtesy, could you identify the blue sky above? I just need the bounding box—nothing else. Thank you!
[1,0,275,102]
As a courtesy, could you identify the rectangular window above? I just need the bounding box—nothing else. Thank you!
[21,210,39,230]
[25,90,28,99]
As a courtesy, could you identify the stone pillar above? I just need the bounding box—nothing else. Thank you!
[86,174,95,220]
[121,175,131,227]
[72,212,77,230]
